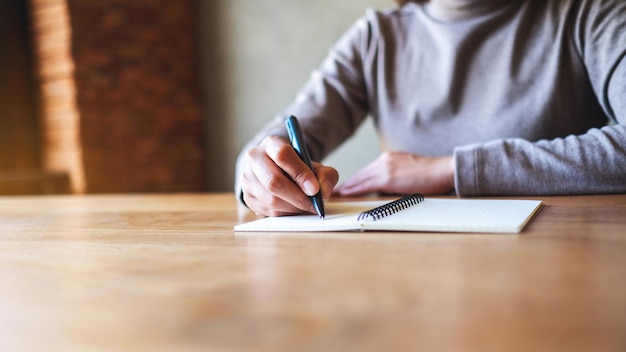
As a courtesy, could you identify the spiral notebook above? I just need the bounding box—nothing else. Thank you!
[234,194,544,234]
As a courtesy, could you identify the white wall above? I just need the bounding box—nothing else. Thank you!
[198,0,394,191]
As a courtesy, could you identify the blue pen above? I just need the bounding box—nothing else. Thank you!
[285,115,325,219]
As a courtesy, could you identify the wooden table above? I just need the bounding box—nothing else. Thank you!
[1,193,625,352]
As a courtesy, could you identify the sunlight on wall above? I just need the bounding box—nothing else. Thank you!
[30,0,85,193]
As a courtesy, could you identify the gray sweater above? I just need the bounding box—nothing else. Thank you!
[236,0,626,196]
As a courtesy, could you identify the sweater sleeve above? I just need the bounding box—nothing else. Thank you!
[454,0,626,196]
[234,12,374,197]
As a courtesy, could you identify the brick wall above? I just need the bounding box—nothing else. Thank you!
[30,0,206,193]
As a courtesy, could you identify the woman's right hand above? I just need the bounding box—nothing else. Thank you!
[240,136,339,217]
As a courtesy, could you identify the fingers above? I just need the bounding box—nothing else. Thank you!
[334,152,456,196]
[334,160,382,196]
[242,138,314,215]
[242,167,308,216]
[240,136,339,217]
[264,137,319,196]
[313,162,339,199]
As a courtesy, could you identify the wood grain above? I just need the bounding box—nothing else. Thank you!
[1,193,625,352]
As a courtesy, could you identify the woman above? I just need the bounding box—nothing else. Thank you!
[236,0,626,217]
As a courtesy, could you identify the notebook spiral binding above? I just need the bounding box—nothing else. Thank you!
[357,194,425,221]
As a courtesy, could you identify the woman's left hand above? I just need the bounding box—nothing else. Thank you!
[334,151,455,196]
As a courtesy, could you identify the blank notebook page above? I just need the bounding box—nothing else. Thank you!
[234,198,544,234]
[363,199,543,233]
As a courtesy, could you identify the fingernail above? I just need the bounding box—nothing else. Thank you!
[303,180,318,196]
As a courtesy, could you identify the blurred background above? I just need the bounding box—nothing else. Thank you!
[0,0,389,195]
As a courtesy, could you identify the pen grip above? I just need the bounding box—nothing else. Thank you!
[285,115,325,218]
